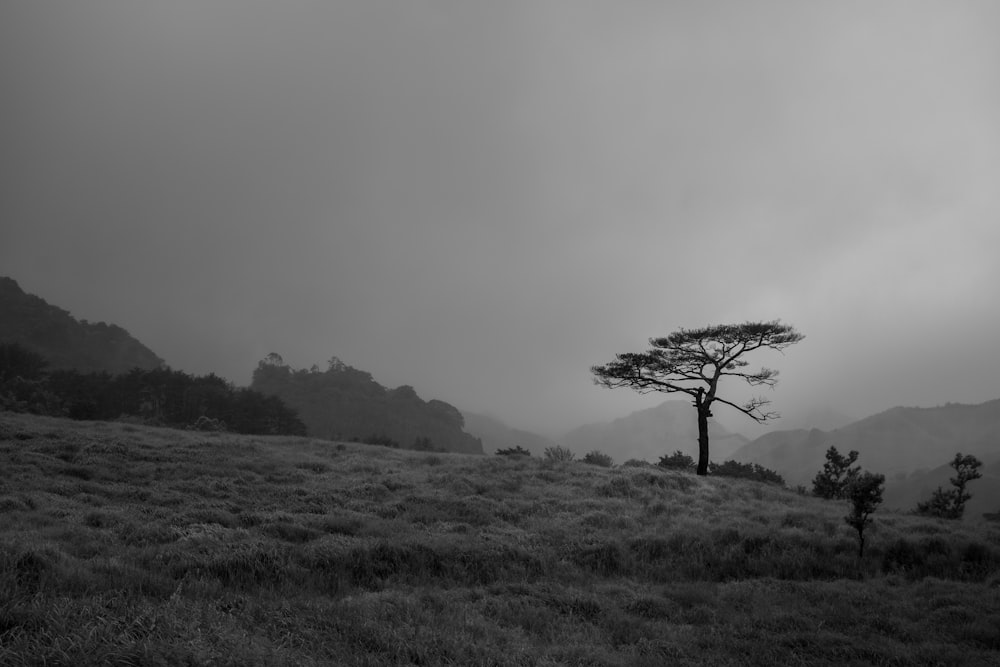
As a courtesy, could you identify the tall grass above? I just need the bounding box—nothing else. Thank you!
[1,411,998,665]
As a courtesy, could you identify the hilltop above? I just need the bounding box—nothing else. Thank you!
[1,411,997,665]
[251,355,483,454]
[0,277,164,374]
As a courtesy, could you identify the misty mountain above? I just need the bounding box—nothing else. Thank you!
[461,411,560,457]
[251,355,483,454]
[776,406,855,433]
[561,400,750,464]
[0,277,163,374]
[732,399,1000,488]
[882,457,1000,519]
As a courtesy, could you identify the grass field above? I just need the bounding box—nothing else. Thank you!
[1,411,998,666]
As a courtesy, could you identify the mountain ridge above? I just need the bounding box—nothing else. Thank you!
[460,411,560,456]
[0,276,164,374]
[250,355,483,454]
[732,398,1000,506]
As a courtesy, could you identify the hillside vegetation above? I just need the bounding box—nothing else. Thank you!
[0,277,163,374]
[251,355,482,454]
[1,412,999,666]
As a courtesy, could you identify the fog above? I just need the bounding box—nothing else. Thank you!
[3,1,999,437]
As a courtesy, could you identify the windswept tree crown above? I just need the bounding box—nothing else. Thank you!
[591,320,804,422]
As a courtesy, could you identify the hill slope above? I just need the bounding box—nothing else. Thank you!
[0,276,163,374]
[1,412,998,665]
[733,399,1000,488]
[251,356,483,454]
[461,410,560,456]
[562,400,750,463]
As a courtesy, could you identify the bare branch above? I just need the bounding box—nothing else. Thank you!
[712,395,779,423]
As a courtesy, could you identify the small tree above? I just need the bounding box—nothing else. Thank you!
[844,471,885,558]
[592,321,803,475]
[917,453,983,519]
[812,446,860,499]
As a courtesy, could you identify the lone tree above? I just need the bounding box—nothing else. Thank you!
[591,320,803,476]
[844,471,885,558]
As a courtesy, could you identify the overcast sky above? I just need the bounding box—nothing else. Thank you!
[3,1,999,437]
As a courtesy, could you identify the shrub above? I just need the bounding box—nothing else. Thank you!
[709,460,784,485]
[812,446,860,499]
[657,451,695,471]
[543,446,575,462]
[496,446,531,457]
[916,453,983,520]
[582,450,614,467]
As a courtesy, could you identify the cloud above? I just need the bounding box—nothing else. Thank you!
[2,1,998,436]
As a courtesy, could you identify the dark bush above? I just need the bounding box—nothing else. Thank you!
[812,446,860,499]
[582,450,614,467]
[496,446,532,457]
[657,451,696,471]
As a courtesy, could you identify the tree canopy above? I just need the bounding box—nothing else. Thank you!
[592,320,803,475]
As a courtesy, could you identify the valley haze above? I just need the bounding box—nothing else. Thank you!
[3,2,999,436]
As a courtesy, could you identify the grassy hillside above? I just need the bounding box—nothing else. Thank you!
[1,412,999,666]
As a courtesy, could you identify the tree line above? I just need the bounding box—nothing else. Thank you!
[0,342,306,436]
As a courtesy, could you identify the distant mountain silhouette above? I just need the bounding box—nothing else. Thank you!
[0,277,163,374]
[561,400,750,463]
[251,355,483,454]
[461,411,560,456]
[776,406,855,432]
[733,399,1000,490]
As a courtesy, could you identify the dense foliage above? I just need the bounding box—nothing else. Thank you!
[812,446,861,499]
[0,277,164,374]
[582,450,615,467]
[0,344,305,436]
[495,445,531,456]
[251,354,483,453]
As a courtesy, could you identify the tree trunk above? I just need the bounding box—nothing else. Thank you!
[696,405,710,476]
